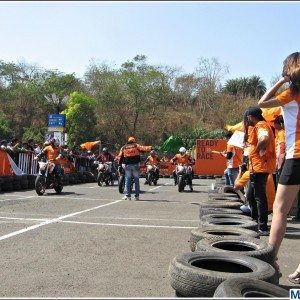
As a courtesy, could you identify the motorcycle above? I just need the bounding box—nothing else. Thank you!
[146,164,159,186]
[35,158,64,196]
[175,164,193,192]
[117,164,134,194]
[95,161,114,186]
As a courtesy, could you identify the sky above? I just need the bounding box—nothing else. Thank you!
[0,1,299,87]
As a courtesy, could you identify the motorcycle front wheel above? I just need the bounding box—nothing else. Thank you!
[97,173,104,186]
[178,176,185,192]
[35,176,46,196]
[118,175,125,194]
[54,184,63,194]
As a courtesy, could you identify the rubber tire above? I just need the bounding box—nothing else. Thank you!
[201,217,258,232]
[195,236,275,264]
[168,251,277,297]
[54,185,63,194]
[213,277,289,298]
[178,176,185,192]
[199,201,242,210]
[35,176,45,196]
[190,225,259,251]
[199,207,242,219]
[118,175,125,194]
[200,213,253,222]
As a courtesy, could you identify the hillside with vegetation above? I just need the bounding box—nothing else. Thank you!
[0,55,269,150]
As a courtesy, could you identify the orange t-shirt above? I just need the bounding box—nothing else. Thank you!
[226,144,243,168]
[44,145,61,164]
[146,155,160,165]
[234,170,275,212]
[276,88,300,159]
[171,154,195,165]
[248,121,276,173]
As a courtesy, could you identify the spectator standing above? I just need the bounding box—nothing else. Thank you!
[258,52,300,274]
[244,106,276,236]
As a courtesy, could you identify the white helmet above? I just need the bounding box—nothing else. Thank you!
[179,147,186,154]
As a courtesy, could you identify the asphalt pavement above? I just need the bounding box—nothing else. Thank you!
[0,178,299,297]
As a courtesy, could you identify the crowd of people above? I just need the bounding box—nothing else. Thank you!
[1,52,299,285]
[217,52,300,284]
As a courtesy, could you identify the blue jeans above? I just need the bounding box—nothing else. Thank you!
[225,167,239,186]
[125,164,140,198]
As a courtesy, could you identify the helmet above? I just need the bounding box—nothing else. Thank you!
[128,136,136,143]
[50,138,59,147]
[179,147,186,154]
[150,150,156,155]
[103,147,108,153]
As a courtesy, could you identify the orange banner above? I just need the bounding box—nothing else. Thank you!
[194,139,227,176]
[0,150,14,176]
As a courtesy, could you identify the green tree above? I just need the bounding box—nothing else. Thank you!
[62,92,97,146]
[0,111,12,138]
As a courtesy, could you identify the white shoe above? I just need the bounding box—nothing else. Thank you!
[133,196,139,201]
[122,196,131,201]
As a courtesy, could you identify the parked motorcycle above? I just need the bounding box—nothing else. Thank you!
[35,158,64,196]
[146,164,159,186]
[176,164,193,192]
[96,161,114,186]
[117,164,134,194]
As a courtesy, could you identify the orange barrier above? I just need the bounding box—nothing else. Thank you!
[194,139,227,176]
[0,150,14,176]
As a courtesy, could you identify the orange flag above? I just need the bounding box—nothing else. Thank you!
[80,140,101,151]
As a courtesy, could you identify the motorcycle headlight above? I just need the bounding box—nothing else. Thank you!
[39,162,47,172]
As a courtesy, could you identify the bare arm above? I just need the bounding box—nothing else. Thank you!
[258,77,289,108]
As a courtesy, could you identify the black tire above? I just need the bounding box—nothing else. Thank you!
[208,192,239,199]
[190,226,259,252]
[199,207,243,219]
[97,173,103,186]
[201,217,258,232]
[200,201,242,210]
[35,176,46,196]
[178,176,185,192]
[213,277,289,298]
[168,252,277,297]
[195,236,275,264]
[54,185,63,194]
[118,175,125,194]
[200,213,253,223]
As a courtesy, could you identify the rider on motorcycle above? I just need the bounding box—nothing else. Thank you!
[170,147,195,189]
[144,150,160,184]
[97,147,115,181]
[35,138,64,183]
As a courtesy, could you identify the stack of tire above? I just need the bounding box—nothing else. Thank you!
[168,179,287,298]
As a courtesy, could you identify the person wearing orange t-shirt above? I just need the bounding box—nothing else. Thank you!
[273,115,286,188]
[244,106,276,236]
[145,150,160,184]
[258,52,300,280]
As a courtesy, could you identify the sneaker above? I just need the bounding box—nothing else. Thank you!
[258,229,269,236]
[122,196,131,201]
[133,196,139,201]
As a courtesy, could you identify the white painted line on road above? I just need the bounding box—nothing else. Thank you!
[0,200,122,242]
[0,216,49,222]
[61,220,195,229]
[0,196,35,202]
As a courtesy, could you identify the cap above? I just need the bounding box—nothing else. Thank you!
[247,106,263,118]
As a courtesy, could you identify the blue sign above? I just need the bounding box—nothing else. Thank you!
[48,114,66,127]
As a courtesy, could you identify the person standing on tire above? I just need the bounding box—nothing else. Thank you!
[257,52,300,267]
[244,106,276,236]
[118,137,152,201]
